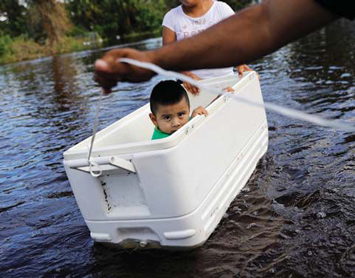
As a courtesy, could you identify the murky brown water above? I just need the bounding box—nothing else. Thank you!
[1,19,355,278]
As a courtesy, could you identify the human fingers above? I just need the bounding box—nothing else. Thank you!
[237,64,252,77]
[196,107,208,116]
[182,71,202,81]
[94,62,119,94]
[191,85,200,95]
[198,110,208,116]
[238,64,260,81]
[183,82,200,95]
[223,86,235,93]
[201,109,209,116]
[182,82,192,93]
[242,64,253,72]
[94,49,156,91]
[237,65,245,77]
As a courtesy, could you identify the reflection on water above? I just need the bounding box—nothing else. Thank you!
[1,20,355,277]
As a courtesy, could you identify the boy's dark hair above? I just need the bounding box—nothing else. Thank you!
[150,80,190,115]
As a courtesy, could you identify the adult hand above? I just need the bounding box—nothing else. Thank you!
[181,71,202,95]
[94,48,156,94]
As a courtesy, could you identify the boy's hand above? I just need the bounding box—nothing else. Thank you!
[191,106,208,118]
[210,87,234,103]
[223,86,234,93]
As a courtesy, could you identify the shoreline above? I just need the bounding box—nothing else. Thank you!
[0,30,161,65]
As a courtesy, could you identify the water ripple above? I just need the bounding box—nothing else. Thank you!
[1,20,355,277]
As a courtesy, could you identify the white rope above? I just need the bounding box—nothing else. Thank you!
[119,58,355,132]
[88,92,103,177]
[86,58,354,177]
[89,160,103,178]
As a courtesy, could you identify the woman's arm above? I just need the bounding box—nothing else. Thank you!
[163,27,201,95]
[162,27,176,45]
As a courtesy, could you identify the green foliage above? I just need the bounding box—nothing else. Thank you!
[26,5,47,44]
[133,0,167,31]
[164,0,180,9]
[1,0,253,43]
[1,0,72,45]
[0,0,28,37]
[66,0,168,39]
[0,34,99,64]
[0,35,44,64]
[0,35,12,57]
[67,25,88,37]
[224,0,253,11]
[0,0,253,64]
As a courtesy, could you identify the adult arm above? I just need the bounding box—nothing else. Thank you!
[95,0,338,92]
[155,0,337,70]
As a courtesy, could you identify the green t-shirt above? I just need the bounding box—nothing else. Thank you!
[151,118,192,140]
[151,127,170,140]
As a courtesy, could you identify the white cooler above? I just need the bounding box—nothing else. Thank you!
[63,72,268,249]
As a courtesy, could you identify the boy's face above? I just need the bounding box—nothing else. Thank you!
[150,97,190,135]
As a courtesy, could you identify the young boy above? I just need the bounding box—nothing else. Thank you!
[149,80,208,140]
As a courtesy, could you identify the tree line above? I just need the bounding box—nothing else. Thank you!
[0,0,251,63]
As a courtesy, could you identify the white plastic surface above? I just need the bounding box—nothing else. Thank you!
[63,72,268,248]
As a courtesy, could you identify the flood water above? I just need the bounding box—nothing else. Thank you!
[1,19,355,278]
